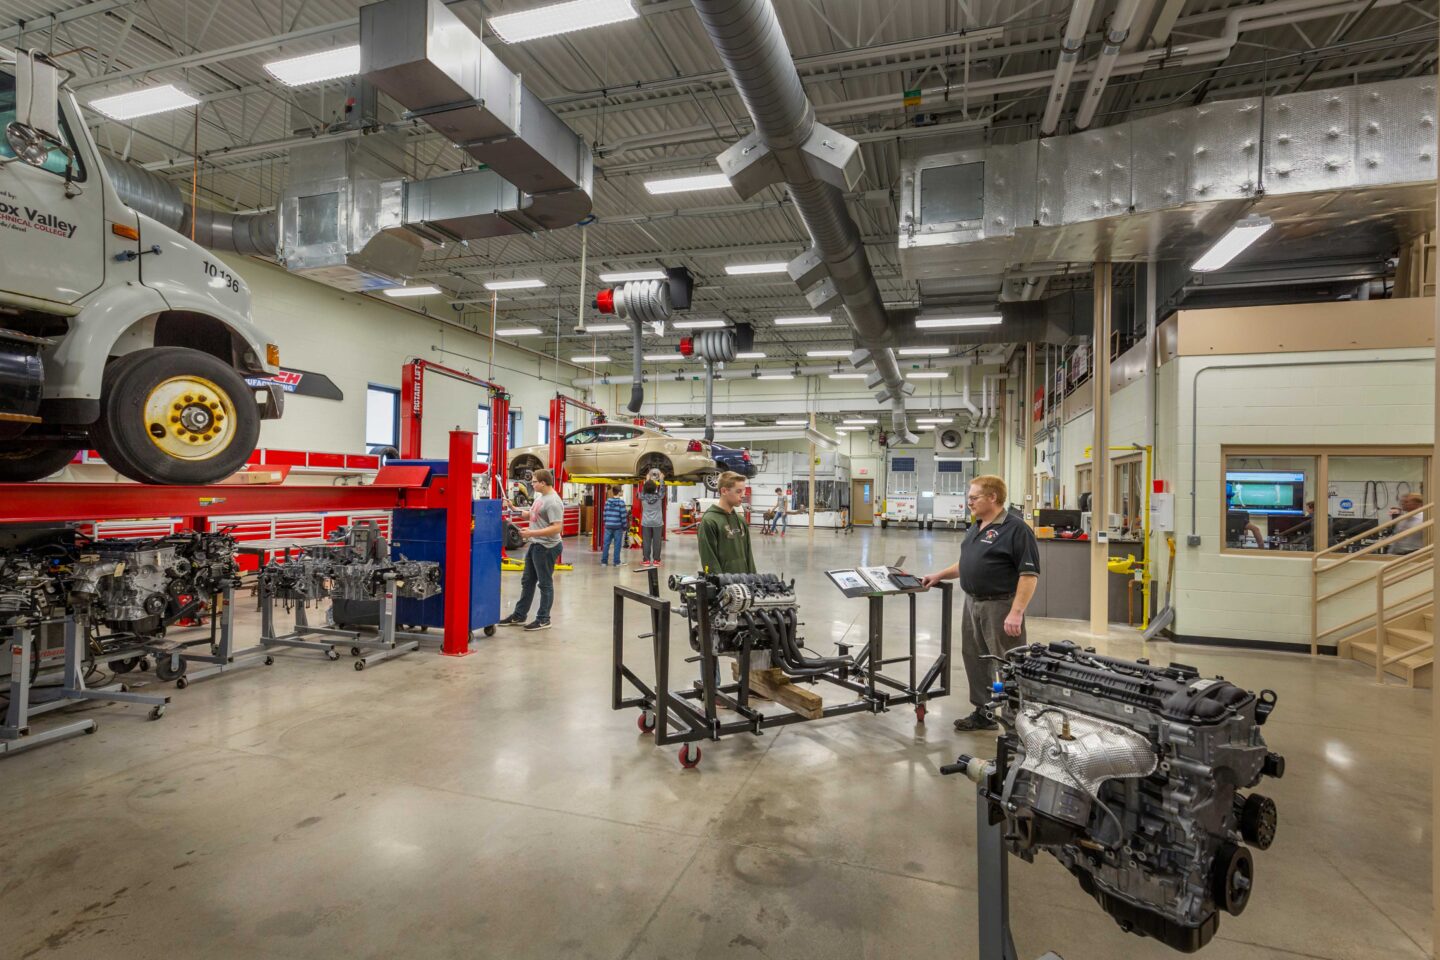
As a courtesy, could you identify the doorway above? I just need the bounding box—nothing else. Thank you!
[851,479,875,525]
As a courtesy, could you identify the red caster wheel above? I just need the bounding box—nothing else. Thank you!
[915,704,927,723]
[678,744,702,769]
[637,710,657,733]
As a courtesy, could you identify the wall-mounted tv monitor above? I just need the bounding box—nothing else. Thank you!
[1225,470,1307,516]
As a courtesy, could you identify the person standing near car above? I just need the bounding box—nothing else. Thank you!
[600,484,628,566]
[921,474,1039,732]
[698,472,756,574]
[500,469,565,631]
[639,478,666,567]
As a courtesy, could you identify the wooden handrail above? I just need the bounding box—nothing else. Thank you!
[1313,501,1433,564]
[1315,519,1434,572]
[1383,638,1434,667]
[1314,544,1434,603]
[1316,592,1432,643]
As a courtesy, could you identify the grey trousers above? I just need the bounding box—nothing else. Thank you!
[642,525,662,562]
[962,594,1026,709]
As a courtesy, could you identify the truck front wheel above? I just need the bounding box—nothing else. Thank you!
[92,347,260,485]
[0,442,81,482]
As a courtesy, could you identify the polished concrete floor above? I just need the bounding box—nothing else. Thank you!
[0,526,1431,960]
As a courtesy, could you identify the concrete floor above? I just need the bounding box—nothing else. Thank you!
[0,526,1431,960]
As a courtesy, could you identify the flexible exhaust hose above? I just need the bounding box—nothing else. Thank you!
[629,320,645,413]
[612,280,673,414]
[692,331,735,445]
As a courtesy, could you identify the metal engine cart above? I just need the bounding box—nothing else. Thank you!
[613,568,952,768]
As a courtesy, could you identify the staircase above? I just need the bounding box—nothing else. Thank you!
[1339,609,1434,688]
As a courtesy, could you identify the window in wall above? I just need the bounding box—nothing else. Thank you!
[1112,455,1144,537]
[365,385,399,450]
[1224,454,1317,552]
[509,410,523,450]
[476,406,491,459]
[1327,455,1428,551]
[539,416,551,446]
[1075,462,1093,510]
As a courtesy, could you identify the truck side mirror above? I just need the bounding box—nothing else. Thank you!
[4,50,73,176]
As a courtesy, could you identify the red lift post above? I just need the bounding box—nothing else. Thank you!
[546,392,605,484]
[400,359,509,498]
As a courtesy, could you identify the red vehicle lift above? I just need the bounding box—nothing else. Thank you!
[400,359,509,499]
[0,432,485,657]
[546,392,605,484]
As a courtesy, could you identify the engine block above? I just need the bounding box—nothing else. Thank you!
[66,532,239,636]
[670,572,849,676]
[983,641,1284,953]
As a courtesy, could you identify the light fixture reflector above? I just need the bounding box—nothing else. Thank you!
[598,269,666,282]
[644,173,732,195]
[774,315,832,326]
[1191,215,1274,272]
[383,285,441,298]
[489,0,638,43]
[725,262,789,275]
[90,84,199,120]
[264,45,362,86]
[915,315,1002,328]
[496,326,544,336]
[484,278,546,290]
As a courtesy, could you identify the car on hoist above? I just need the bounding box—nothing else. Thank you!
[702,442,756,490]
[507,423,715,482]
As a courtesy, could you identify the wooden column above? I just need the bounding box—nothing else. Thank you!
[1431,36,1439,955]
[808,412,817,537]
[1090,263,1113,638]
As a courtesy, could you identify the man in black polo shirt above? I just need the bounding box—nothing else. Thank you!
[922,474,1040,731]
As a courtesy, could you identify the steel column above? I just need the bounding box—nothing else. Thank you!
[443,430,476,657]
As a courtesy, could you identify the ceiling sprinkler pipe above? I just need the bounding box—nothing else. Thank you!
[1074,0,1143,130]
[1039,0,1096,135]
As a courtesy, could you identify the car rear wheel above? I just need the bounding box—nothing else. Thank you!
[702,472,720,492]
[638,454,673,481]
[91,347,260,485]
[0,441,82,482]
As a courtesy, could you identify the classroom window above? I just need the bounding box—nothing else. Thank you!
[1112,456,1144,536]
[509,410,523,449]
[476,406,491,458]
[1075,462,1093,510]
[1327,455,1428,550]
[365,385,399,450]
[1224,454,1317,553]
[539,416,551,446]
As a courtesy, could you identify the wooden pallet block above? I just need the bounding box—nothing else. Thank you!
[731,663,823,719]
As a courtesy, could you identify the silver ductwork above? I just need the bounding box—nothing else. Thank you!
[689,0,915,443]
[359,0,594,236]
[900,76,1437,288]
[102,158,278,258]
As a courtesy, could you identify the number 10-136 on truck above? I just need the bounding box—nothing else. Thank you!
[0,48,283,485]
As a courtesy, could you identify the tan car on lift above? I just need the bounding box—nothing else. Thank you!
[508,423,715,482]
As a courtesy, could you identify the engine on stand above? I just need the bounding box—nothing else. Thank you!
[67,531,239,638]
[945,640,1284,955]
[669,572,851,675]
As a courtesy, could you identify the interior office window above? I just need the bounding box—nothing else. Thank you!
[476,406,491,458]
[1223,455,1317,553]
[365,385,399,450]
[1327,455,1427,550]
[1112,456,1144,536]
[539,415,551,446]
[1075,463,1093,510]
[509,410,523,449]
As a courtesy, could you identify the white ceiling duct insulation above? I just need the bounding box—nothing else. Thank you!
[688,0,916,444]
[901,76,1436,291]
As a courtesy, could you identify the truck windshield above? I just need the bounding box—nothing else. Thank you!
[0,69,81,177]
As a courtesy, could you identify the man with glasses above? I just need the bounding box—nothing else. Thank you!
[922,474,1040,732]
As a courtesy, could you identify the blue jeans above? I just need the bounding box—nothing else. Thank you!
[602,526,625,564]
[513,542,560,622]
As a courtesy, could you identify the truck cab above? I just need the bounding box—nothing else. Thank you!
[0,48,282,484]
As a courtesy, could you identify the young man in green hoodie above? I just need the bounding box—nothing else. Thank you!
[698,471,756,574]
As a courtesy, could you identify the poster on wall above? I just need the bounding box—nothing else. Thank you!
[245,367,344,401]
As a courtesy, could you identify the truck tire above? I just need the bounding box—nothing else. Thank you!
[92,347,260,485]
[0,442,81,482]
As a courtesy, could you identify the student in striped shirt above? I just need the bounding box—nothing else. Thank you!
[601,484,629,566]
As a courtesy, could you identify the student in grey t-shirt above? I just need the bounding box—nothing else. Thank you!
[638,479,665,567]
[500,469,566,630]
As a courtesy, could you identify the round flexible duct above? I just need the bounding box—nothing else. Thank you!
[611,279,674,412]
[691,330,736,443]
[101,157,277,258]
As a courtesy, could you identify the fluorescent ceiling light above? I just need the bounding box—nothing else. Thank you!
[673,319,727,329]
[714,420,746,427]
[757,374,794,380]
[774,315,832,326]
[644,173,732,195]
[735,351,766,360]
[599,269,666,283]
[843,418,878,425]
[496,326,544,337]
[806,349,852,358]
[657,421,685,427]
[489,0,638,43]
[383,285,441,298]
[915,425,937,431]
[775,419,808,426]
[264,45,361,86]
[829,373,867,380]
[725,262,789,275]
[643,353,684,362]
[89,84,199,120]
[835,427,857,432]
[898,347,949,356]
[915,315,1003,328]
[484,278,546,290]
[916,417,953,424]
[906,371,950,379]
[1191,215,1274,272]
[583,323,629,333]
[571,355,612,363]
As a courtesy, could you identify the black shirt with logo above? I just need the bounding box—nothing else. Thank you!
[959,512,1041,597]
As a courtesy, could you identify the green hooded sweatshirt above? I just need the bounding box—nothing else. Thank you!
[697,505,756,575]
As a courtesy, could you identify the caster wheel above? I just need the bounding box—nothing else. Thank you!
[678,744,702,769]
[138,657,153,672]
[484,625,497,637]
[85,722,99,734]
[326,648,340,661]
[915,704,927,723]
[637,710,657,733]
[354,660,366,671]
[149,704,166,721]
[110,657,138,674]
[154,656,185,682]
[350,647,362,658]
[264,656,275,666]
[175,677,189,690]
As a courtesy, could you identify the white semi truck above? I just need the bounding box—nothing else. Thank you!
[0,48,282,484]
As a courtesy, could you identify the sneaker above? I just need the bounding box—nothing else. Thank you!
[498,614,526,627]
[952,710,998,732]
[601,561,609,566]
[524,620,551,631]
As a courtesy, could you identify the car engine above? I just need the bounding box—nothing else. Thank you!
[258,522,440,609]
[669,572,850,675]
[955,641,1284,953]
[66,531,240,637]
